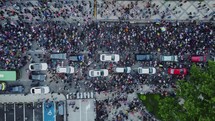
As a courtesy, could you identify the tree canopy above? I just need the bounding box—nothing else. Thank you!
[158,61,215,121]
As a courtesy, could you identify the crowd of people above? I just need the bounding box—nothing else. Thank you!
[97,0,215,20]
[1,7,214,91]
[96,92,143,121]
[0,1,214,120]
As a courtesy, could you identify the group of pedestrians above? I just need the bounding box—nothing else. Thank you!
[0,1,214,120]
[0,1,214,91]
[97,0,215,20]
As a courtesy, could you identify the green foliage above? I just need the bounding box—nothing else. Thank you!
[138,94,161,119]
[138,61,215,121]
[158,61,215,121]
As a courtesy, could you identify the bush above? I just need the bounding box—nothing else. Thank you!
[138,93,162,119]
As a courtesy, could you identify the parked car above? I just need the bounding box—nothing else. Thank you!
[30,86,50,94]
[69,55,84,62]
[168,68,187,75]
[29,63,48,71]
[135,54,153,61]
[50,53,67,60]
[191,55,207,62]
[89,69,109,77]
[56,66,74,74]
[160,55,178,62]
[115,67,131,73]
[0,82,6,91]
[8,85,24,93]
[138,67,156,74]
[100,54,120,62]
[30,73,47,81]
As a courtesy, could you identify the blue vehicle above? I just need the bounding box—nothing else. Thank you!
[69,55,84,62]
[9,85,24,93]
[135,54,153,61]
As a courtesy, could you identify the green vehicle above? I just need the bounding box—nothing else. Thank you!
[0,71,18,81]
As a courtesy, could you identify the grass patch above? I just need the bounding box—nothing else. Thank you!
[137,93,162,119]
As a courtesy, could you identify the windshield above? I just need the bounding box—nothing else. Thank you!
[170,69,174,74]
[138,68,142,73]
[111,55,115,61]
[30,65,34,69]
[66,67,71,73]
[180,69,183,74]
[149,68,152,73]
[200,57,204,61]
[124,68,127,72]
[100,71,104,76]
[41,88,45,93]
[32,89,35,93]
[91,71,94,76]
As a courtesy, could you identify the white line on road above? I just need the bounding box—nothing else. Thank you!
[23,104,25,121]
[79,100,82,121]
[33,103,35,121]
[54,101,56,121]
[14,103,16,121]
[43,102,44,121]
[4,104,6,121]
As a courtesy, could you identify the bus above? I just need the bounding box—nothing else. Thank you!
[0,71,18,81]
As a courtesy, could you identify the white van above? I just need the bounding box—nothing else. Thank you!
[56,66,74,74]
[138,67,156,74]
[115,67,131,73]
[160,55,178,62]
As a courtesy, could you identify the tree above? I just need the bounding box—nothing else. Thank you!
[158,61,215,121]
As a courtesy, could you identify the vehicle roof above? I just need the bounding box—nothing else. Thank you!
[69,55,84,61]
[32,74,46,80]
[135,54,152,61]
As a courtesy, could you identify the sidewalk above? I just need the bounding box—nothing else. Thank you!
[95,84,152,100]
[97,0,215,21]
[0,93,66,103]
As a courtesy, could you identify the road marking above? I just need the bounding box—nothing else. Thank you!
[33,103,35,121]
[23,104,25,121]
[79,100,81,121]
[4,103,6,121]
[43,102,44,121]
[54,101,56,121]
[14,103,16,121]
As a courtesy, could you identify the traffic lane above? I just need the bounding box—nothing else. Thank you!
[6,103,14,121]
[0,103,5,121]
[34,102,43,121]
[56,101,64,121]
[25,102,33,121]
[15,103,24,121]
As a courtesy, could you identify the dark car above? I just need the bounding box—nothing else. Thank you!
[8,85,24,93]
[135,54,153,61]
[69,55,84,62]
[29,72,47,81]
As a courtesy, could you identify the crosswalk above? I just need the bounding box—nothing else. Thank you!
[66,92,94,100]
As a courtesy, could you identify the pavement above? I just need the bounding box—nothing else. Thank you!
[0,1,214,121]
[67,99,96,121]
[96,0,215,21]
[0,93,66,103]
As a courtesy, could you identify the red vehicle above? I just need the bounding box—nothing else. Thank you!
[191,55,206,62]
[168,68,187,75]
